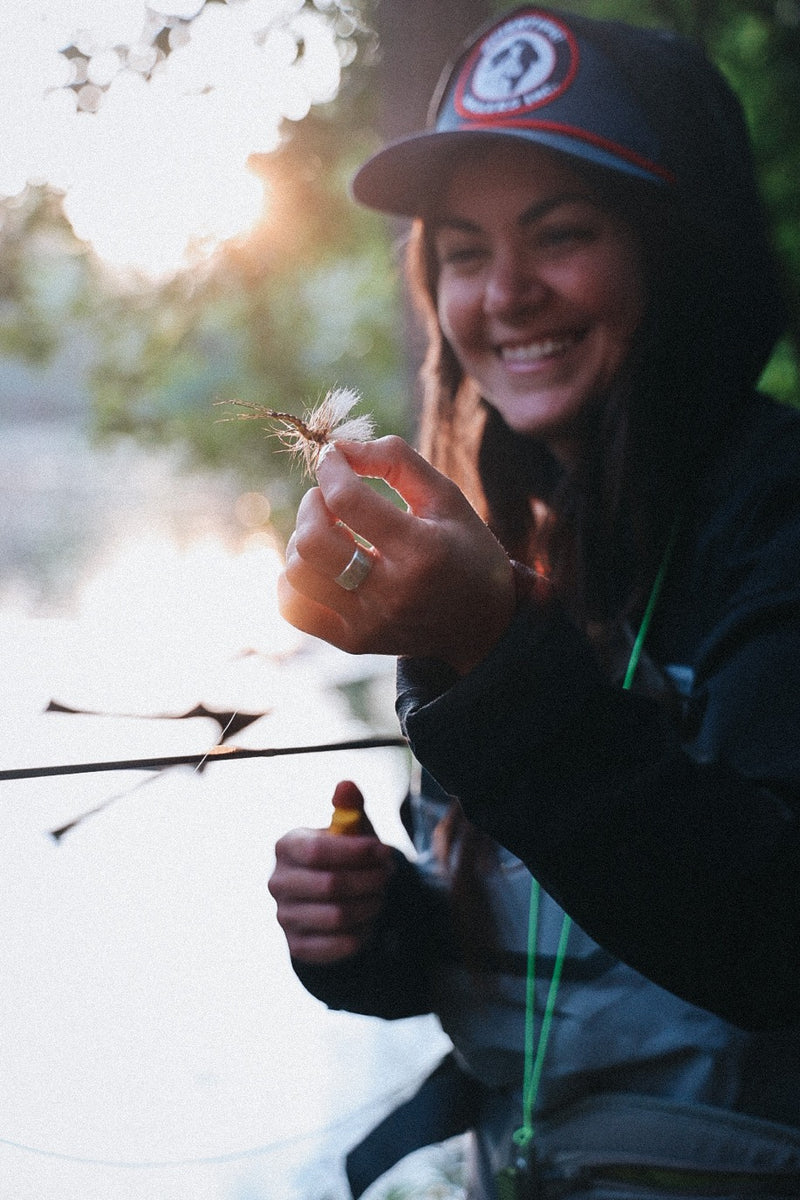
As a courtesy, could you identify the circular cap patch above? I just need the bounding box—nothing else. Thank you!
[454,12,577,118]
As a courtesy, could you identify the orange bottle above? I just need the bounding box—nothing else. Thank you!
[327,780,368,836]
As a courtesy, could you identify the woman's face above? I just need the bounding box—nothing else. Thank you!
[433,142,646,463]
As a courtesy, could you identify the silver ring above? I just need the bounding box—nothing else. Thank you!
[334,544,373,591]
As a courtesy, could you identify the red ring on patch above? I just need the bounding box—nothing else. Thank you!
[454,12,578,120]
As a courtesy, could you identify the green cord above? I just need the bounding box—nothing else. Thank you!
[515,889,572,1146]
[623,513,683,690]
[513,513,682,1147]
[519,873,540,1134]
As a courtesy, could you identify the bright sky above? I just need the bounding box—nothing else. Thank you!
[0,1,346,278]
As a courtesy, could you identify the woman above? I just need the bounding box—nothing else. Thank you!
[269,8,800,1197]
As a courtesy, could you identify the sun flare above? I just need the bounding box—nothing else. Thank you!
[1,1,345,279]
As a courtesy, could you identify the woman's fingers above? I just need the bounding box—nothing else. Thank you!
[279,434,517,670]
[315,437,469,545]
[285,482,380,611]
[276,570,352,646]
[288,437,466,592]
[291,487,363,576]
[334,435,467,516]
[269,822,394,964]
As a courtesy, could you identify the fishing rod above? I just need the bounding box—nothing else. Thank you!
[0,736,408,783]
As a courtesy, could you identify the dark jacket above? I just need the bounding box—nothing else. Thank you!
[383,11,799,1037]
[294,12,799,1194]
[297,392,800,1035]
[397,390,800,1034]
[294,392,800,1199]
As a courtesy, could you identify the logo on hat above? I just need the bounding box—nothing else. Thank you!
[455,12,577,118]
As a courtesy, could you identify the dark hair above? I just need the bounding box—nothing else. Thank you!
[406,155,742,628]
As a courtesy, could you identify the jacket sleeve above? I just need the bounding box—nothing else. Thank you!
[396,569,800,1032]
[291,849,441,1020]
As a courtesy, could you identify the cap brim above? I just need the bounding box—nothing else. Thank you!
[352,127,666,218]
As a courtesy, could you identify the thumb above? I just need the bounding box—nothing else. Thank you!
[329,435,467,521]
[327,780,375,837]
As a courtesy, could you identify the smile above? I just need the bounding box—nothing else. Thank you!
[499,335,581,364]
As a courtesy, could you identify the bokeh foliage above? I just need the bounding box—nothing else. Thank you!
[561,0,800,403]
[83,108,411,483]
[0,0,797,538]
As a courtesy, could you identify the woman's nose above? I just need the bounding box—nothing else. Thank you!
[483,252,546,317]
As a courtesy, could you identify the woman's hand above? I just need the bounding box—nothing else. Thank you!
[268,785,395,964]
[278,436,516,675]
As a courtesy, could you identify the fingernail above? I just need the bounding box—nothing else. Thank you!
[314,442,338,477]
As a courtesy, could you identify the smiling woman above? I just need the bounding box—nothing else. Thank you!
[272,6,800,1199]
[432,142,645,466]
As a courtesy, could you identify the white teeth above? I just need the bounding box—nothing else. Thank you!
[501,337,575,362]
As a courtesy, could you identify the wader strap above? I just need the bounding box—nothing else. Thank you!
[345,1052,486,1198]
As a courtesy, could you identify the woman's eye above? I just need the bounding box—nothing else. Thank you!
[437,242,486,268]
[445,249,480,266]
[538,224,595,249]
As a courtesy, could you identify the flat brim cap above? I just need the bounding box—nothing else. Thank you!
[352,7,677,217]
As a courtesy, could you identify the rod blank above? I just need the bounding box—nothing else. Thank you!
[0,736,408,783]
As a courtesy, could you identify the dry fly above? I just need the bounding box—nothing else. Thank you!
[216,387,375,476]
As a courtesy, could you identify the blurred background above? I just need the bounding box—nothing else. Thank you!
[0,1,797,1197]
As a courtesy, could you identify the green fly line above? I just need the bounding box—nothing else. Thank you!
[514,513,682,1149]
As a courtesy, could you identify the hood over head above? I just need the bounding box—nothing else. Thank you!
[354,6,786,386]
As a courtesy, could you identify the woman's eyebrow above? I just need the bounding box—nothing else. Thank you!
[434,193,596,235]
[518,192,595,226]
[433,216,481,235]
